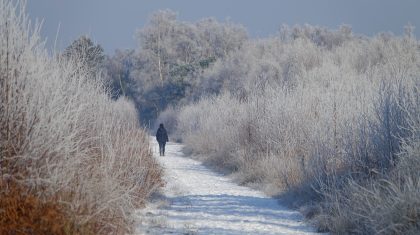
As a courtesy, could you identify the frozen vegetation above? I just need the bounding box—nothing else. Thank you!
[120,10,419,235]
[0,1,161,234]
[171,22,420,235]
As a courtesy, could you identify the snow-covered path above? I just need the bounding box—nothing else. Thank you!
[135,140,320,234]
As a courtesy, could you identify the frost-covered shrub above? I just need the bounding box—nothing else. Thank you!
[176,22,420,233]
[0,1,161,234]
[316,72,420,234]
[178,94,244,162]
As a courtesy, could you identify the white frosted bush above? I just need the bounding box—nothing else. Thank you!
[176,23,420,233]
[0,1,161,233]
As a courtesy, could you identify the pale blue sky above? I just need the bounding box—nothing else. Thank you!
[27,0,420,53]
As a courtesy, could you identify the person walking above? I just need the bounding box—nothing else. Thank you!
[156,123,169,156]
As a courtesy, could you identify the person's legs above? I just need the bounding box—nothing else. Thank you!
[162,142,166,156]
[158,142,163,156]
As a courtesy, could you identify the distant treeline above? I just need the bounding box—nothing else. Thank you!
[101,10,247,124]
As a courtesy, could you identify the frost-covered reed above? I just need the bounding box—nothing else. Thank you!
[0,1,161,233]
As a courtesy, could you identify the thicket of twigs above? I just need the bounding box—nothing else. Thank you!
[174,25,420,234]
[0,1,162,234]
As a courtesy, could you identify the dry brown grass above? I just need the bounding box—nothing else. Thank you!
[0,180,95,235]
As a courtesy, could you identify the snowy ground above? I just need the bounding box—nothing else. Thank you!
[135,139,322,235]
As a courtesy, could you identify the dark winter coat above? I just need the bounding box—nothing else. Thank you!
[156,127,169,143]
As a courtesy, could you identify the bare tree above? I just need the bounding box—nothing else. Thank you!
[64,35,105,76]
